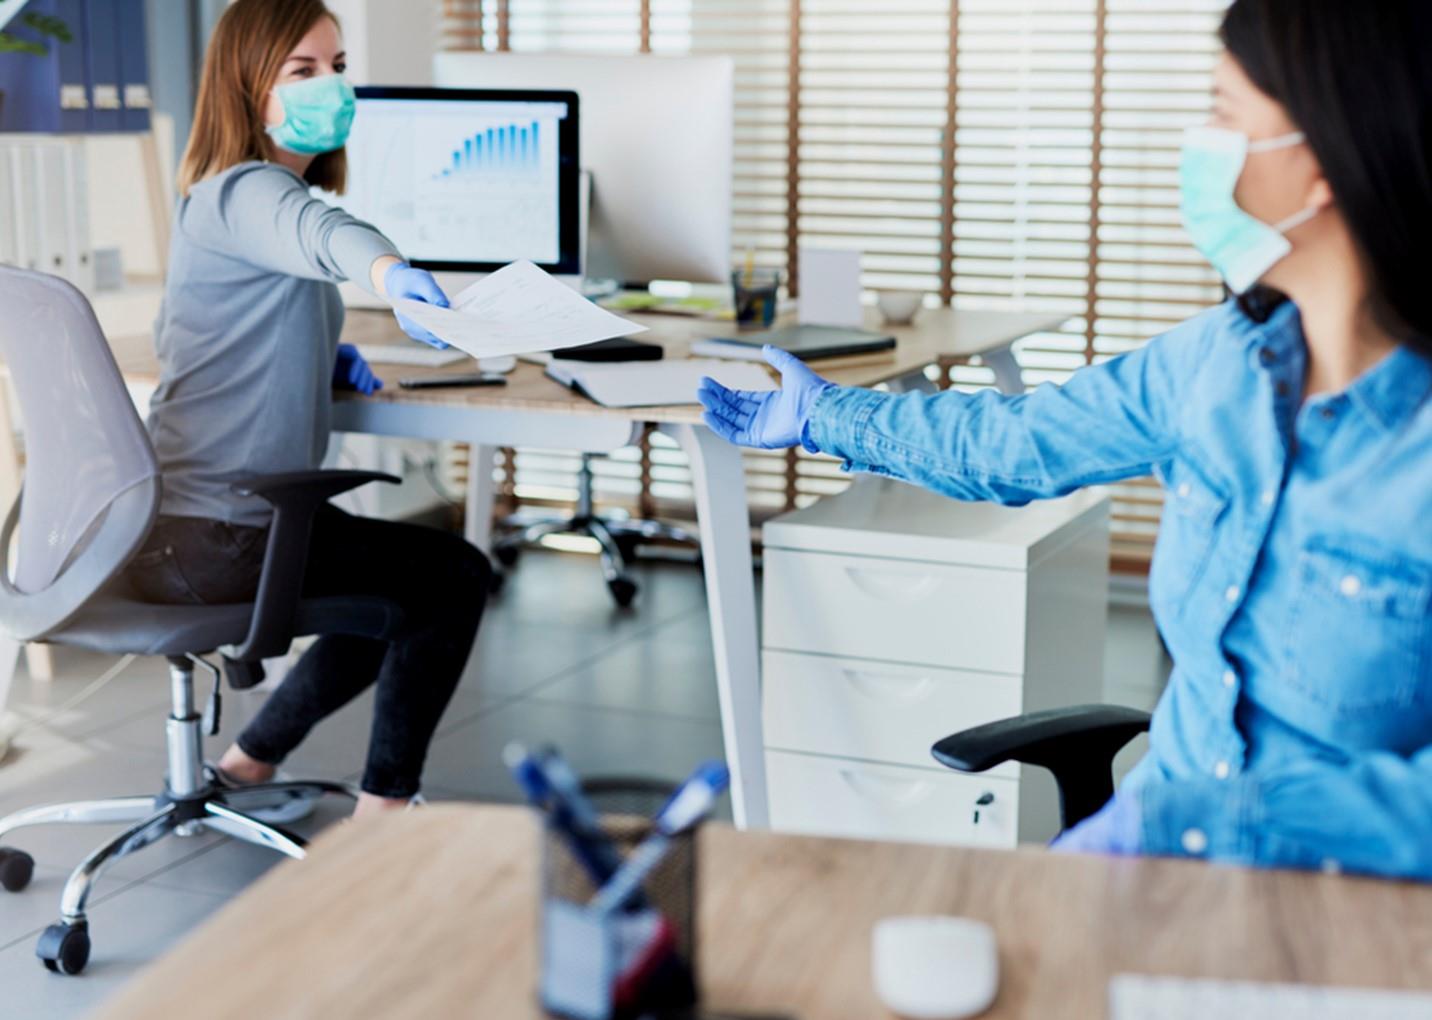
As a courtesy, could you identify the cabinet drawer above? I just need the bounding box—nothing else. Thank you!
[763,651,1022,778]
[763,549,1026,674]
[766,751,1018,848]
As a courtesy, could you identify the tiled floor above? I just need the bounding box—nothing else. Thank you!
[0,547,1168,1019]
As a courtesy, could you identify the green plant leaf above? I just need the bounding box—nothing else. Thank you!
[0,31,48,56]
[21,12,74,44]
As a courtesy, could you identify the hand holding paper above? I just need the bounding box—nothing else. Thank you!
[388,261,647,360]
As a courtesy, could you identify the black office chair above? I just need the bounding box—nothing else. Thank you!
[0,266,406,975]
[493,449,695,608]
[932,705,1153,832]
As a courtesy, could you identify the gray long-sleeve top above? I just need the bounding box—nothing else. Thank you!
[147,161,399,526]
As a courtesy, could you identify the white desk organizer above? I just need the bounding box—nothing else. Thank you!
[762,479,1110,847]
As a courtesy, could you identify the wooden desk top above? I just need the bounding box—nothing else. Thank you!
[94,805,1432,1020]
[85,306,1063,425]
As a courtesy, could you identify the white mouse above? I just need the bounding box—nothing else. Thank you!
[872,916,1000,1019]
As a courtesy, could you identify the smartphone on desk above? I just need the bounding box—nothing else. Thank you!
[398,372,508,390]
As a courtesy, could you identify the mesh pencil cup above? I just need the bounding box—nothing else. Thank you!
[539,778,701,1020]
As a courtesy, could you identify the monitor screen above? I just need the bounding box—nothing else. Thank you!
[333,87,581,275]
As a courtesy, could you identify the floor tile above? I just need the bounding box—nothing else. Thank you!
[0,882,229,1016]
[527,609,719,722]
[421,698,729,805]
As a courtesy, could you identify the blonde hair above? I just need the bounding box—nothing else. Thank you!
[178,0,346,196]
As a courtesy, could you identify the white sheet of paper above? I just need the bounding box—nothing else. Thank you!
[798,247,864,328]
[550,358,777,409]
[389,260,647,359]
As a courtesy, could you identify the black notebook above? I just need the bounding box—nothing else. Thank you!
[689,324,896,362]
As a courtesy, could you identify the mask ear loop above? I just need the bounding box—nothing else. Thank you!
[1273,204,1321,234]
[1247,130,1306,154]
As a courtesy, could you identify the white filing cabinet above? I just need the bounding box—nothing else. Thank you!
[762,479,1110,847]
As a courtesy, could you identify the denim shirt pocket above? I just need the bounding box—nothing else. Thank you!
[1284,534,1432,715]
[1149,465,1230,624]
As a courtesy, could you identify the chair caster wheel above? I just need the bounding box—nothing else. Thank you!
[608,577,638,608]
[0,847,34,893]
[488,568,507,596]
[494,544,520,568]
[37,921,90,975]
[615,535,641,562]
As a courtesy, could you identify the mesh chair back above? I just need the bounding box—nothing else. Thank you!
[0,266,160,640]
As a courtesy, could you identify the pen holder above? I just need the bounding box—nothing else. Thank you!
[540,779,701,1020]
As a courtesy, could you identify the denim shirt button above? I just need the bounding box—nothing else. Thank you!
[1222,670,1237,689]
[1177,482,1191,499]
[1181,828,1209,854]
[1224,585,1241,604]
[1214,761,1231,780]
[1260,489,1276,507]
[1339,574,1362,597]
[1258,347,1276,366]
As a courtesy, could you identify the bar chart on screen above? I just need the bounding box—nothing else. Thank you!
[437,121,543,179]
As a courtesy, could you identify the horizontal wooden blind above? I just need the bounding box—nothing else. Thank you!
[438,0,1230,572]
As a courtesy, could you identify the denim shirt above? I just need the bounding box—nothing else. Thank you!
[806,299,1432,880]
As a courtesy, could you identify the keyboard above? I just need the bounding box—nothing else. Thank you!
[1109,974,1432,1020]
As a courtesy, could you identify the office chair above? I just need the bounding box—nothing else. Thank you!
[932,705,1153,832]
[492,449,695,608]
[0,266,405,976]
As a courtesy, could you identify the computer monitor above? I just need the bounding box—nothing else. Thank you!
[334,86,582,278]
[433,53,734,287]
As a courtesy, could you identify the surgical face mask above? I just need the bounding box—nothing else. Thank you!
[1179,125,1320,294]
[266,73,356,156]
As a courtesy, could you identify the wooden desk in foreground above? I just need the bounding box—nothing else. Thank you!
[94,805,1432,1020]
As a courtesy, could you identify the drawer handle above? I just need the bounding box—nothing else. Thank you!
[838,769,933,809]
[844,566,941,602]
[844,669,935,705]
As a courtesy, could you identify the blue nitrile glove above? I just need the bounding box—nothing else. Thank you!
[697,345,835,451]
[333,343,383,395]
[1049,790,1144,856]
[383,262,451,350]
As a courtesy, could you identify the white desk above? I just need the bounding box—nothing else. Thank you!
[2,305,1063,827]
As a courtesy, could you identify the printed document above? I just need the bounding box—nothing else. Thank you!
[388,260,647,359]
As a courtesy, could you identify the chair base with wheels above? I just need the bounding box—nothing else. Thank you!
[932,704,1153,833]
[0,655,358,974]
[0,268,412,974]
[492,453,696,608]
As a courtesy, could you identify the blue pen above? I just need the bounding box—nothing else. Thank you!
[503,743,624,887]
[590,761,730,916]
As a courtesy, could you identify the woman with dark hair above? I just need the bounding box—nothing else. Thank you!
[700,0,1432,878]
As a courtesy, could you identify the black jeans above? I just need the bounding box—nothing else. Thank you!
[126,507,490,799]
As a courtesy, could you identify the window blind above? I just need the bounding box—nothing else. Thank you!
[439,0,1230,572]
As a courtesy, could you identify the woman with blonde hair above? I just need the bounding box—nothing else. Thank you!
[128,0,490,817]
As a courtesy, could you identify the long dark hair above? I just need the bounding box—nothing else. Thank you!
[1221,0,1431,358]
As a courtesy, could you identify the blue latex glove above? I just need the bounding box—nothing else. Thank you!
[383,262,451,350]
[333,343,383,396]
[1049,790,1144,856]
[697,345,835,450]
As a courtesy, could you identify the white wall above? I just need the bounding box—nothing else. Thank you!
[327,0,437,86]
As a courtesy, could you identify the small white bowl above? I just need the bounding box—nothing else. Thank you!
[877,290,925,326]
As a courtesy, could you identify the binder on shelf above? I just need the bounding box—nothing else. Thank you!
[0,149,17,267]
[115,0,150,131]
[59,139,91,291]
[3,144,38,270]
[56,0,89,131]
[81,0,120,131]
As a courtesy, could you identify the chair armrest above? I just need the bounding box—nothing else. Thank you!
[931,705,1152,831]
[225,470,399,662]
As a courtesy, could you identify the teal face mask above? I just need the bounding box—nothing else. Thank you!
[1179,125,1320,294]
[266,73,356,156]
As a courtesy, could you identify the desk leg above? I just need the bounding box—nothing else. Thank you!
[663,423,767,830]
[464,444,499,554]
[983,344,1027,396]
